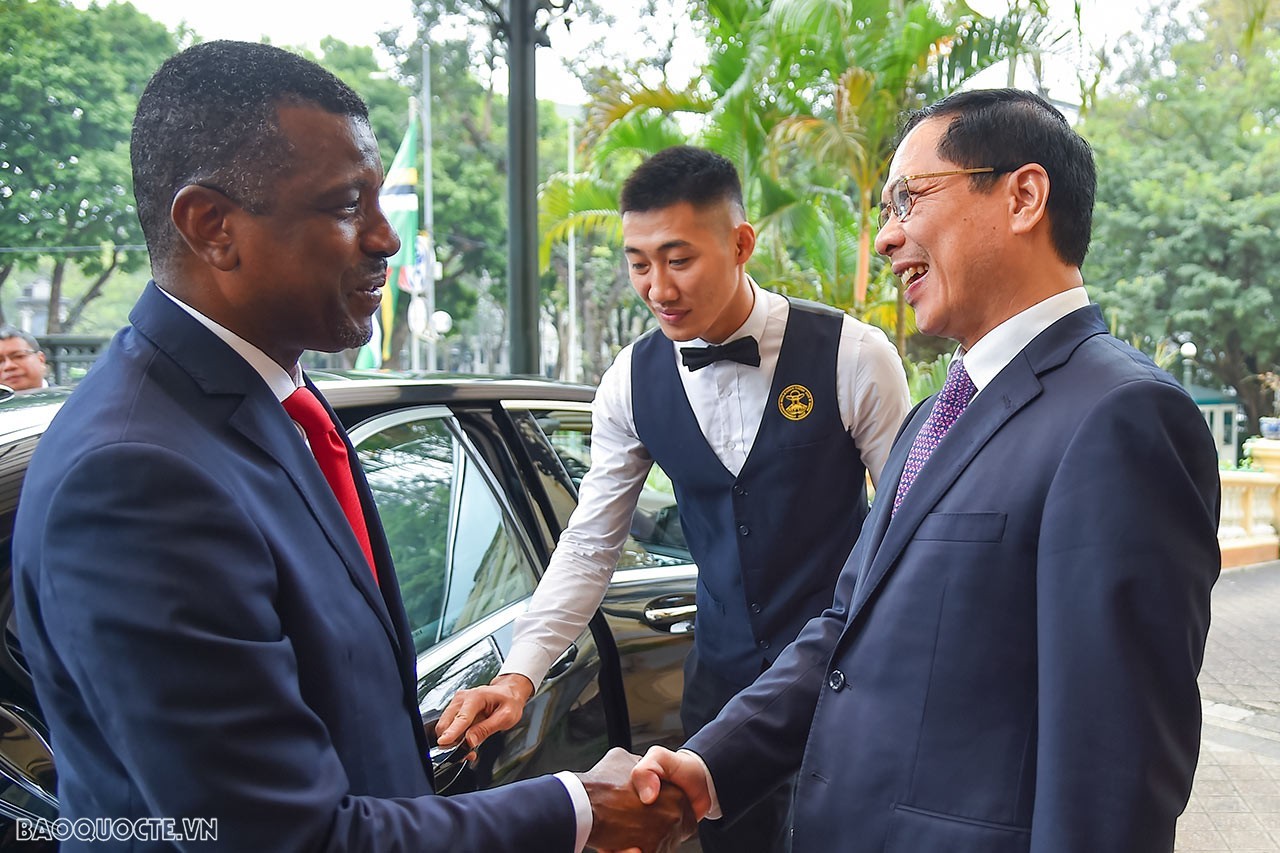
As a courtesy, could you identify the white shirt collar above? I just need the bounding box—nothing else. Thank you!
[961,287,1091,392]
[157,286,300,402]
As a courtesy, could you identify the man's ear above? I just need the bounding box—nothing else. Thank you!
[734,220,757,267]
[1008,164,1050,237]
[170,184,241,271]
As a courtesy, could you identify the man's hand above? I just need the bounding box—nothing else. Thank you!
[579,747,695,853]
[434,674,534,756]
[631,746,713,821]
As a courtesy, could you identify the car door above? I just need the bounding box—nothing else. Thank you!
[349,406,614,793]
[0,415,61,846]
[504,402,698,755]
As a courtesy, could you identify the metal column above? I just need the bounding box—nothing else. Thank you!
[506,0,540,375]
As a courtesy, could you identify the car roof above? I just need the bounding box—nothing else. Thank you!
[310,371,596,409]
[0,373,596,440]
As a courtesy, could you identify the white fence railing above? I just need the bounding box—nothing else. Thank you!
[1218,469,1280,568]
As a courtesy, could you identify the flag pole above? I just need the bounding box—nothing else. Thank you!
[421,41,437,372]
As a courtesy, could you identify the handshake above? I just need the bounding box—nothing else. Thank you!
[575,745,713,853]
[438,674,717,852]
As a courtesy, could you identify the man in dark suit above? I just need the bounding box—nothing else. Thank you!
[11,40,688,852]
[626,88,1221,853]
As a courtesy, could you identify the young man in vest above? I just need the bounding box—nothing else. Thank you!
[438,145,911,852]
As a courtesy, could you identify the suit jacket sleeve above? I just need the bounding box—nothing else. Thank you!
[682,531,867,820]
[1029,378,1219,852]
[34,442,576,853]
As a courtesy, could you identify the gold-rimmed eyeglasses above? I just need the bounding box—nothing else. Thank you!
[877,167,996,229]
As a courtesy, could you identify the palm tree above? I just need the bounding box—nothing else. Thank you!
[543,0,1056,356]
[763,0,1054,351]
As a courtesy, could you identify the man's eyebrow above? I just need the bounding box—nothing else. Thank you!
[315,173,380,197]
[624,239,693,254]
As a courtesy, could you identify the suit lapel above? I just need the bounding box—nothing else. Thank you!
[228,390,400,651]
[847,305,1109,623]
[128,284,401,652]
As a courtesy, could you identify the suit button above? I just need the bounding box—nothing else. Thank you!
[733,485,748,496]
[827,670,846,691]
[738,525,750,536]
[750,603,762,614]
[758,639,771,649]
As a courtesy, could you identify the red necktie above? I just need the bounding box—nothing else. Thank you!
[283,386,378,584]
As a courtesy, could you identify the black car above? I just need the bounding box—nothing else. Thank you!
[0,374,698,840]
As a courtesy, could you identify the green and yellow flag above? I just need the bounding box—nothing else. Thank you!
[356,107,420,368]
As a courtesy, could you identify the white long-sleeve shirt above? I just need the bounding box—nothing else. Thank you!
[500,282,911,687]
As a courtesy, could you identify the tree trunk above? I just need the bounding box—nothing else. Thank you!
[0,261,11,325]
[854,196,872,311]
[46,257,68,334]
[61,249,120,332]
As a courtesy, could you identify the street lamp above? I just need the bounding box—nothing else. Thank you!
[1180,340,1198,388]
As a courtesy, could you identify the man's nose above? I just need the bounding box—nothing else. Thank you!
[365,203,402,258]
[873,214,902,257]
[647,266,678,303]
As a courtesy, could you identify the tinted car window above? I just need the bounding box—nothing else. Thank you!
[520,406,690,565]
[439,457,536,638]
[356,412,537,652]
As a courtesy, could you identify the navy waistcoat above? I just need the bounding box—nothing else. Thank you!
[631,299,869,686]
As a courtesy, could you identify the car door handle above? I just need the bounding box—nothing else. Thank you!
[429,740,469,791]
[421,713,470,792]
[643,594,697,634]
[545,642,578,680]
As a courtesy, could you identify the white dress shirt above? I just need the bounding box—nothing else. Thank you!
[500,281,911,687]
[962,287,1091,395]
[158,287,594,851]
[688,285,1094,821]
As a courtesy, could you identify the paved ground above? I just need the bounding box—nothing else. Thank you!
[1177,560,1280,851]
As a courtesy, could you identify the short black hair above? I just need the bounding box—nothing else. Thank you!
[0,326,40,352]
[902,88,1096,267]
[131,40,369,264]
[620,146,745,217]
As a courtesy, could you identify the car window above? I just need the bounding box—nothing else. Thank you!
[517,405,691,566]
[355,412,538,653]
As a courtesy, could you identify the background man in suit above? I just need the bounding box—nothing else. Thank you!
[0,326,49,390]
[12,40,689,852]
[436,145,910,852]
[626,89,1222,853]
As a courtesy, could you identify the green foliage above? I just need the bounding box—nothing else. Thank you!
[546,0,1054,364]
[0,0,177,328]
[1082,4,1280,431]
[906,351,953,404]
[313,37,410,170]
[373,2,606,368]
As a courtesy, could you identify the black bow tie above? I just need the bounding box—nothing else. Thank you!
[680,336,761,372]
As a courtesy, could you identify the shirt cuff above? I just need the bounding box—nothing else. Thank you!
[678,748,723,821]
[554,771,593,852]
[497,646,555,692]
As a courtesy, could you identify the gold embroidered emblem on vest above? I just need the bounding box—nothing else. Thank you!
[778,384,814,421]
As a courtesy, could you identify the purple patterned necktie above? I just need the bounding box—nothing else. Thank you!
[893,359,977,515]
